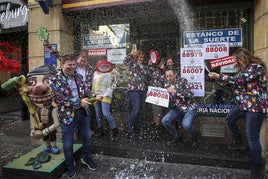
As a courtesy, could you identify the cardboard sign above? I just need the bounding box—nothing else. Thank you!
[146,86,169,108]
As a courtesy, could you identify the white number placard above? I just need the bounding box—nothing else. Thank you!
[146,86,169,108]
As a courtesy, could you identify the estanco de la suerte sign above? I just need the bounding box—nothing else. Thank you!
[184,28,242,47]
[0,2,28,29]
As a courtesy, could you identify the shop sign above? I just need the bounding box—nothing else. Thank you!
[83,24,127,49]
[203,42,229,59]
[107,48,126,64]
[88,48,107,56]
[183,28,242,47]
[196,103,236,117]
[0,2,28,29]
[210,55,235,69]
[44,44,57,67]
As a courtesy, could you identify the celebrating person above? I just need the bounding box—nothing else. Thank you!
[149,59,166,127]
[50,55,100,178]
[75,49,95,138]
[123,49,151,141]
[162,67,199,147]
[92,60,119,141]
[76,49,94,88]
[208,48,268,179]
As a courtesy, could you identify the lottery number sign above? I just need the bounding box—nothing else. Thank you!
[145,86,169,108]
[180,48,205,97]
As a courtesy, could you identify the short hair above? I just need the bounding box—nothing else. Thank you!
[165,67,178,75]
[133,50,145,60]
[78,49,88,59]
[60,55,75,64]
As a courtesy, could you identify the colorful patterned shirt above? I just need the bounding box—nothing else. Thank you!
[124,54,151,91]
[50,70,92,124]
[150,66,165,88]
[217,63,268,113]
[164,77,196,111]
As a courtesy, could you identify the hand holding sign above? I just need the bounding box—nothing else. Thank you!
[209,55,235,69]
[208,72,219,79]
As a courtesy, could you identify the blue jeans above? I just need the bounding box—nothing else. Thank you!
[60,108,92,171]
[94,101,117,129]
[225,105,265,165]
[162,107,197,138]
[128,91,146,135]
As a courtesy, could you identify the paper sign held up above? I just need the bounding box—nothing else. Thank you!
[146,86,169,108]
[210,55,235,69]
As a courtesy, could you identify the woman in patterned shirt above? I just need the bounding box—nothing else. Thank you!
[124,49,151,141]
[208,48,268,179]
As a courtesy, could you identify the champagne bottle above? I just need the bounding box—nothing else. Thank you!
[1,76,22,91]
[88,97,97,104]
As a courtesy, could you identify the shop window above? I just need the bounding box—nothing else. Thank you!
[186,8,251,117]
[0,41,21,77]
[80,23,130,86]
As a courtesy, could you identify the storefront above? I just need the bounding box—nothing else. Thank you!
[60,0,253,142]
[0,0,28,114]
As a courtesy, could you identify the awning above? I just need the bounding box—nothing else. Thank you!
[62,0,154,12]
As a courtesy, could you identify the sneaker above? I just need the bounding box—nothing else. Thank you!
[41,146,51,153]
[96,127,104,138]
[128,133,135,142]
[191,133,200,148]
[66,169,76,179]
[167,136,182,146]
[51,146,60,154]
[192,140,200,148]
[111,128,118,141]
[250,164,265,179]
[81,158,98,171]
[227,139,247,151]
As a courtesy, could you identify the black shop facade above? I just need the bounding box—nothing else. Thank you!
[62,0,253,143]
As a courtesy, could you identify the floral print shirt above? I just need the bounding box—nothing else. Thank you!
[150,66,165,88]
[164,77,196,111]
[50,70,92,124]
[124,54,151,91]
[217,63,268,113]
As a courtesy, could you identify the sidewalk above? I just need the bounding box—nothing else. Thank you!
[0,111,253,178]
